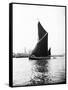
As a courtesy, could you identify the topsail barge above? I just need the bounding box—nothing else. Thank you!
[29,21,51,60]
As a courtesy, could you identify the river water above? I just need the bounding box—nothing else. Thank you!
[13,57,65,86]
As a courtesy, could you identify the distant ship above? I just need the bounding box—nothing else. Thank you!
[29,21,51,60]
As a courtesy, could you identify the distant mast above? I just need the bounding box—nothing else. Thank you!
[29,21,51,59]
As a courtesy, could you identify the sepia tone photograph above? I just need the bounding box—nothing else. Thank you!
[9,3,66,87]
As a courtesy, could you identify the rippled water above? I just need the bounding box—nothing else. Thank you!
[13,57,65,86]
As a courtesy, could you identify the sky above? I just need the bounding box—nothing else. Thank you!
[13,4,65,55]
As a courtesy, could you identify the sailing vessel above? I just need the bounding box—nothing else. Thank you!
[29,21,51,60]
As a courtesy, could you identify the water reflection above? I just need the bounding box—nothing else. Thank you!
[13,57,65,86]
[30,60,49,85]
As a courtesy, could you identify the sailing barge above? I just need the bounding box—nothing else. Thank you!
[29,21,51,60]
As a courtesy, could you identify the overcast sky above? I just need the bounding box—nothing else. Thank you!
[13,4,65,55]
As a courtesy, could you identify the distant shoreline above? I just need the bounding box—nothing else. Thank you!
[13,54,65,58]
[13,56,29,58]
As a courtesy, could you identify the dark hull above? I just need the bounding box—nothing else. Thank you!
[29,56,50,60]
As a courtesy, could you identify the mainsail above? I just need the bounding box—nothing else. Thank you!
[29,21,51,59]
